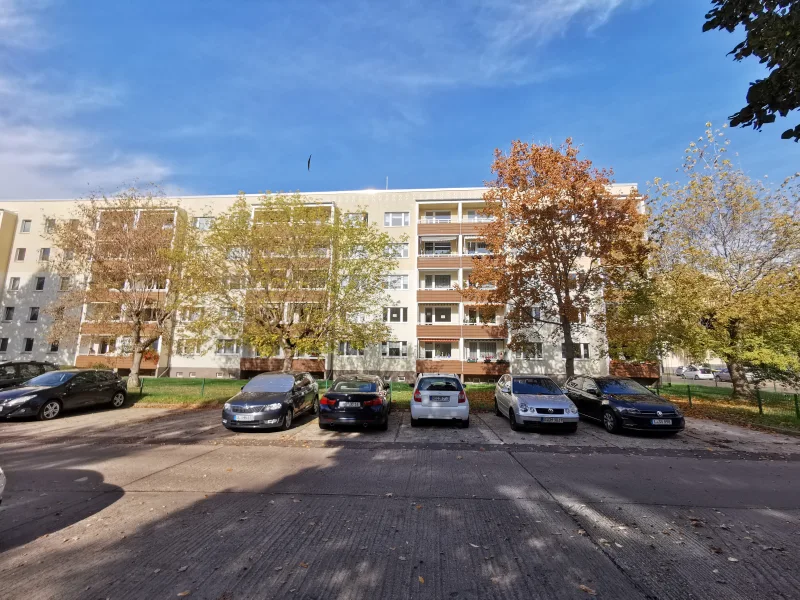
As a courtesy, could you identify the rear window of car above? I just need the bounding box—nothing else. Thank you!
[417,377,462,392]
[242,375,294,393]
[512,377,561,395]
[331,380,378,393]
[700,369,712,374]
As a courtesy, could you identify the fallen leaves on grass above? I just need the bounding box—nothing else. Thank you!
[419,576,425,584]
[578,584,597,595]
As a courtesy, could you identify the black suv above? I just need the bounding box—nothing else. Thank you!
[0,361,60,390]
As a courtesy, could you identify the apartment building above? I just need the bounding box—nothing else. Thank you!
[0,186,635,382]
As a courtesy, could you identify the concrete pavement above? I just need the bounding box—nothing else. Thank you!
[0,407,798,599]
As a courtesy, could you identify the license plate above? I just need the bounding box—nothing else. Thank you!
[431,395,449,402]
[234,415,255,422]
[340,401,361,408]
[543,417,564,423]
[651,419,672,425]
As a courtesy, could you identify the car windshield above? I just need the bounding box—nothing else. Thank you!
[242,375,294,393]
[332,380,378,393]
[418,377,462,392]
[512,377,561,395]
[596,378,651,395]
[25,371,75,387]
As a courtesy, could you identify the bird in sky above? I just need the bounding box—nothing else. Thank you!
[307,154,312,171]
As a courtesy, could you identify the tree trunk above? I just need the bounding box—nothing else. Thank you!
[562,318,575,378]
[325,351,335,381]
[282,348,294,373]
[128,348,143,390]
[728,361,755,401]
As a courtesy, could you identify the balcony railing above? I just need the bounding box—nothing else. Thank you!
[417,217,496,224]
[418,252,460,257]
[418,217,453,224]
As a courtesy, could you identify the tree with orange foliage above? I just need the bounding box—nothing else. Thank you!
[464,139,648,378]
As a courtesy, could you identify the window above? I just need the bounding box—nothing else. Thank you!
[64,249,74,261]
[384,212,409,227]
[215,339,240,354]
[175,372,183,378]
[20,220,31,233]
[423,210,451,223]
[531,306,542,320]
[28,307,39,322]
[216,372,224,379]
[573,308,589,324]
[38,248,50,262]
[338,342,364,356]
[3,307,14,321]
[182,307,203,322]
[421,342,453,359]
[49,340,59,352]
[516,342,543,360]
[14,248,26,261]
[221,306,241,321]
[423,241,453,255]
[176,339,201,355]
[383,274,408,290]
[227,247,247,260]
[23,338,34,352]
[464,240,489,255]
[34,276,45,291]
[344,212,367,224]
[467,340,498,360]
[423,306,452,324]
[384,307,408,323]
[381,341,408,357]
[0,338,7,352]
[193,217,214,230]
[561,343,590,359]
[59,276,71,291]
[189,372,197,378]
[45,218,56,233]
[8,277,19,291]
[424,274,451,289]
[386,243,409,258]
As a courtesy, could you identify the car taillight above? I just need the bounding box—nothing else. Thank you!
[320,396,336,406]
[458,391,466,403]
[413,390,422,402]
[363,397,382,407]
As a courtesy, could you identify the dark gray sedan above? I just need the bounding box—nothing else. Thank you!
[222,372,319,431]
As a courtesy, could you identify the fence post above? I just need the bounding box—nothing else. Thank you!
[756,388,763,415]
[687,385,692,408]
[201,378,205,397]
[794,394,799,420]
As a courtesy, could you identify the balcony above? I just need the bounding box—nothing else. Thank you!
[416,324,462,338]
[240,357,325,373]
[417,216,496,236]
[414,360,509,376]
[416,359,462,374]
[417,288,462,302]
[75,355,159,370]
[417,253,462,269]
[462,323,507,338]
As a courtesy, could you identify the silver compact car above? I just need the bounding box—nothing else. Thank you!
[494,374,579,432]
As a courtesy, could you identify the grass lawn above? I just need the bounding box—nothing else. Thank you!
[128,378,498,412]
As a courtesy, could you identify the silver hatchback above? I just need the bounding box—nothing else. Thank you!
[494,375,579,432]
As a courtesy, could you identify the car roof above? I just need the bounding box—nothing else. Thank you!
[333,375,383,382]
[417,373,459,378]
[252,371,305,378]
[0,360,58,366]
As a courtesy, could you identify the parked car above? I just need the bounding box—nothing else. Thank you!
[222,372,318,431]
[674,366,686,378]
[318,375,391,430]
[0,369,126,421]
[0,361,60,390]
[682,366,714,380]
[714,368,754,383]
[494,374,579,432]
[565,376,685,434]
[0,466,5,506]
[411,373,469,428]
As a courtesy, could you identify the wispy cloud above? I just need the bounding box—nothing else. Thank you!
[0,0,171,199]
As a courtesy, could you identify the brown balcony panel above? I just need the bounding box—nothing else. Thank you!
[460,222,489,235]
[75,355,158,370]
[416,360,462,374]
[417,256,461,269]
[417,289,462,302]
[462,362,510,376]
[461,324,507,339]
[418,222,461,235]
[240,358,325,373]
[416,325,462,338]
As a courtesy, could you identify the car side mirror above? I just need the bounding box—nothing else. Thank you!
[586,388,599,396]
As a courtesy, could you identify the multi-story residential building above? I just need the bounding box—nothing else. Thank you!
[0,185,636,382]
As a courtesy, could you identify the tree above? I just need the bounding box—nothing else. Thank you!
[704,1,800,141]
[183,193,400,372]
[651,124,800,399]
[464,139,648,378]
[46,186,202,388]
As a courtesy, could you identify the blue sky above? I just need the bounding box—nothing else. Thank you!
[1,0,798,200]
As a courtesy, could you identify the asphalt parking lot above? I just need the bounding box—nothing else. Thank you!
[1,407,798,599]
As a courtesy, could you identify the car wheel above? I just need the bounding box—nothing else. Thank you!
[494,396,502,416]
[410,415,420,427]
[318,421,329,430]
[603,409,620,434]
[694,375,699,380]
[38,400,62,421]
[312,395,320,415]
[378,416,390,431]
[281,409,294,431]
[110,391,126,408]
[460,417,469,429]
[509,410,520,431]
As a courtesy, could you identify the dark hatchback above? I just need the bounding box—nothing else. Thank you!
[0,369,127,421]
[318,376,392,430]
[565,376,685,434]
[0,361,60,390]
[222,372,318,431]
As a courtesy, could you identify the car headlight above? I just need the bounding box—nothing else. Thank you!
[617,406,641,415]
[6,395,36,406]
[224,402,231,411]
[568,403,579,414]
[673,407,683,417]
[518,402,529,412]
[264,402,282,411]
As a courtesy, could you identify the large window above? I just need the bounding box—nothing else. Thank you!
[381,341,408,358]
[193,217,214,230]
[176,339,201,355]
[423,241,453,255]
[561,343,590,359]
[467,340,498,360]
[516,342,543,360]
[28,307,39,322]
[384,307,408,323]
[215,339,240,355]
[422,306,452,324]
[464,240,489,255]
[421,342,453,359]
[423,211,451,223]
[38,248,50,262]
[384,212,409,227]
[386,243,409,258]
[423,274,451,289]
[23,338,34,352]
[20,220,31,233]
[383,274,408,290]
[8,277,19,291]
[337,342,364,356]
[2,307,14,321]
[14,248,26,261]
[34,276,45,291]
[344,212,367,224]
